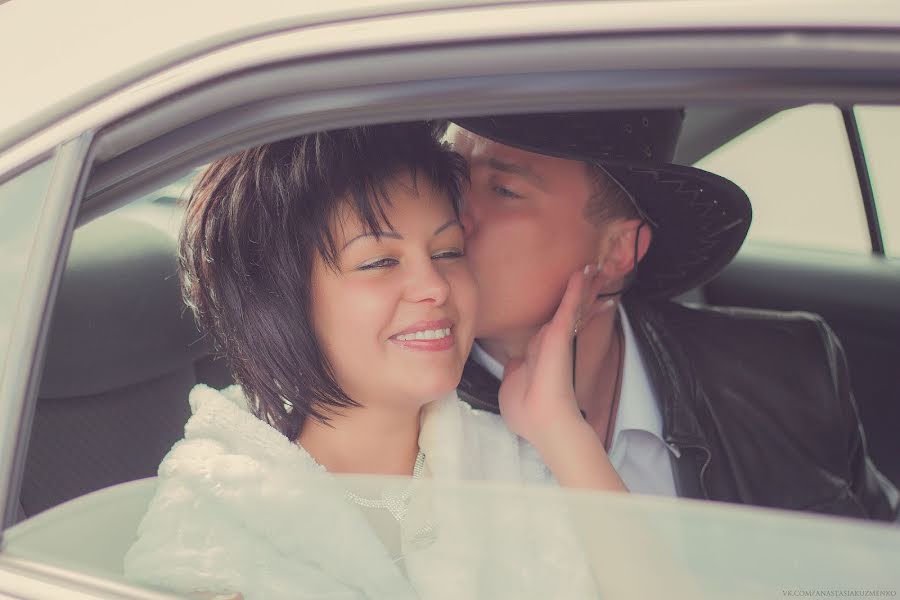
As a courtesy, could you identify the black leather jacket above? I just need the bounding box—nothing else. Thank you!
[459,300,899,521]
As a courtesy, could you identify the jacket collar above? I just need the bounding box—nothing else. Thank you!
[623,298,711,450]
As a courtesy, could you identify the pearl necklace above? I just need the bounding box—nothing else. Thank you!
[345,450,426,522]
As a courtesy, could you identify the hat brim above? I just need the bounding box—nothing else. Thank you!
[600,160,751,299]
[451,118,751,299]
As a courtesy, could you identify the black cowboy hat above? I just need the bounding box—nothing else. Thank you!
[450,110,752,300]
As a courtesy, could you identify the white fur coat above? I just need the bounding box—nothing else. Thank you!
[124,385,597,599]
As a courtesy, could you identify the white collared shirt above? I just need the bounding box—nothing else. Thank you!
[469,307,679,496]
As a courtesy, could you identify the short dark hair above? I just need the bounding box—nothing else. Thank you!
[583,163,641,224]
[179,123,468,439]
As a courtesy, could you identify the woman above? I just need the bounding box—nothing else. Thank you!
[124,123,623,599]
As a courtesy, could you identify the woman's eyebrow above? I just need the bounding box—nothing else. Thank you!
[341,231,401,250]
[433,219,461,236]
[341,219,460,250]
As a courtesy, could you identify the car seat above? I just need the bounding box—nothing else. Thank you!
[18,211,233,519]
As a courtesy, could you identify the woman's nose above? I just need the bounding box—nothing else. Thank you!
[407,260,451,305]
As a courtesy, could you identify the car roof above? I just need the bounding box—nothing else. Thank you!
[0,0,480,150]
[1,0,899,155]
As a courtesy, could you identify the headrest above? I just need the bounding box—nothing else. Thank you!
[39,214,212,399]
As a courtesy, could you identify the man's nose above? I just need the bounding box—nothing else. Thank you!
[407,259,451,305]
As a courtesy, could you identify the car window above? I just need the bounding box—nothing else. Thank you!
[0,159,55,366]
[4,474,899,598]
[111,167,197,237]
[7,119,900,598]
[8,124,899,597]
[855,105,900,258]
[695,104,871,254]
[10,166,221,519]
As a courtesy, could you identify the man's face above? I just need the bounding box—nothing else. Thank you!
[449,126,603,343]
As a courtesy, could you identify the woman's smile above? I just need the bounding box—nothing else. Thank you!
[390,319,455,351]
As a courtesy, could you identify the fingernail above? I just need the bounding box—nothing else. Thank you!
[598,299,615,311]
[583,264,592,276]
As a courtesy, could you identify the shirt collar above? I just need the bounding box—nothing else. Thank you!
[470,340,505,380]
[470,307,670,452]
[610,306,666,450]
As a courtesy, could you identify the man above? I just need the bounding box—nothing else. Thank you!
[446,110,898,520]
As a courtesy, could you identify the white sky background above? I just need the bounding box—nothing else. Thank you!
[698,104,900,256]
[0,0,375,134]
[857,106,900,256]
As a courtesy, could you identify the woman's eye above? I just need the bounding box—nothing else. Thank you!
[432,249,465,260]
[492,185,521,199]
[357,257,398,270]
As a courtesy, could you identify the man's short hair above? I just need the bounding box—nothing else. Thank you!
[179,123,468,439]
[584,163,641,224]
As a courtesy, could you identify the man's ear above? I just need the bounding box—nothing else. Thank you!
[596,219,653,279]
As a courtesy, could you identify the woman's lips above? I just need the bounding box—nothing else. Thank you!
[390,319,455,351]
[391,334,455,352]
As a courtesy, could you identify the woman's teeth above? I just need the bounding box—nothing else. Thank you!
[395,328,452,341]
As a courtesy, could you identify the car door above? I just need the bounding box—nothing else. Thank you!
[684,104,900,486]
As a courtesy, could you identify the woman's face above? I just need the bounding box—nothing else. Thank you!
[311,172,476,410]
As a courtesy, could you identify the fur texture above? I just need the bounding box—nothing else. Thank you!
[124,385,596,599]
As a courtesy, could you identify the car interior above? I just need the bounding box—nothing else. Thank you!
[683,108,900,491]
[20,211,233,519]
[4,103,899,581]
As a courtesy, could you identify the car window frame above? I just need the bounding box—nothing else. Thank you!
[839,105,887,256]
[0,134,92,531]
[703,103,893,258]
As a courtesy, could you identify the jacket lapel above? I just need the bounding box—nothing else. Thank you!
[458,305,714,501]
[623,299,713,500]
[458,357,501,414]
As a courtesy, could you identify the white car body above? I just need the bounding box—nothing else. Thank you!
[1,1,899,597]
